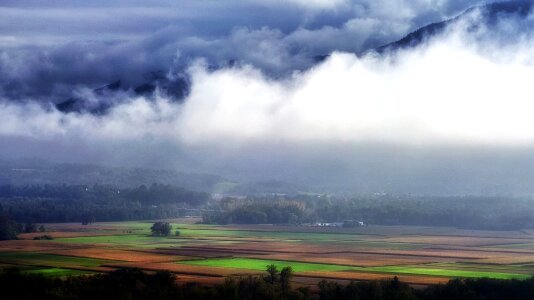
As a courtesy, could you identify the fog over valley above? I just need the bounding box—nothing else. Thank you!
[5,2,534,297]
[1,0,534,195]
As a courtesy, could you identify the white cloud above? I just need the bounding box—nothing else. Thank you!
[2,0,534,193]
[1,11,534,150]
[3,28,533,149]
[177,24,534,146]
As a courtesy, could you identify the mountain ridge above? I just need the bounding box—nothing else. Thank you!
[378,0,533,52]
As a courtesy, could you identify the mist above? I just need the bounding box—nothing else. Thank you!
[1,1,533,194]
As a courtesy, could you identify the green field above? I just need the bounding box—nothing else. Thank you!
[55,233,237,248]
[180,258,531,279]
[0,253,104,278]
[335,240,421,250]
[3,221,534,282]
[106,222,371,242]
[56,234,171,245]
[427,262,534,273]
[23,268,94,277]
[0,252,115,267]
[366,266,530,280]
[176,228,366,242]
[179,257,353,272]
[54,227,375,247]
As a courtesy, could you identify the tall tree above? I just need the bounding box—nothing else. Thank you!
[0,214,19,240]
[151,222,172,236]
[264,264,279,284]
[280,266,293,292]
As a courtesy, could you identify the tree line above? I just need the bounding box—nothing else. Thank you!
[3,182,534,230]
[0,214,45,240]
[204,195,534,230]
[0,183,209,223]
[1,218,174,241]
[1,266,533,300]
[305,195,534,230]
[203,199,306,225]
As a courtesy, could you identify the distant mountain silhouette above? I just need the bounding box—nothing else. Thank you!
[55,1,533,114]
[55,73,189,114]
[378,0,533,52]
[56,80,122,114]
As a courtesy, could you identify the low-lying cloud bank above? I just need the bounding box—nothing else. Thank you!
[1,3,534,193]
[2,11,533,147]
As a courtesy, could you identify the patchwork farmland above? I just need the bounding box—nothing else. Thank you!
[1,219,534,287]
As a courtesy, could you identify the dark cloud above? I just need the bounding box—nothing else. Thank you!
[0,0,486,102]
[1,0,534,195]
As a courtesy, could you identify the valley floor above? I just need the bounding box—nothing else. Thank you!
[2,219,534,287]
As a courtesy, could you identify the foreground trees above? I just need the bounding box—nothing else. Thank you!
[1,266,533,300]
[264,264,293,290]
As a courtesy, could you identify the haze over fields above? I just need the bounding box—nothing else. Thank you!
[1,0,534,194]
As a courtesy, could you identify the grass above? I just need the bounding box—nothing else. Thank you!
[180,257,531,279]
[490,242,534,249]
[0,252,115,268]
[13,221,534,282]
[56,234,157,244]
[55,234,179,248]
[179,257,353,272]
[326,240,422,250]
[55,232,240,249]
[176,228,368,242]
[102,222,370,243]
[23,268,94,277]
[428,262,534,273]
[366,266,531,280]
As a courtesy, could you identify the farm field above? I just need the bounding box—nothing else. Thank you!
[1,219,534,286]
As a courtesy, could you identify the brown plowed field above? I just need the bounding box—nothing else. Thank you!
[2,221,533,286]
[42,248,181,263]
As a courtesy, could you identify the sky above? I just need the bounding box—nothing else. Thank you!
[1,0,534,194]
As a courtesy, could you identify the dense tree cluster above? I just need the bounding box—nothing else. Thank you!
[151,222,172,236]
[1,267,533,300]
[317,277,416,300]
[0,214,42,240]
[206,195,534,230]
[422,277,534,300]
[306,195,534,230]
[203,200,306,225]
[32,235,53,240]
[0,214,18,240]
[0,184,209,223]
[3,182,534,230]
